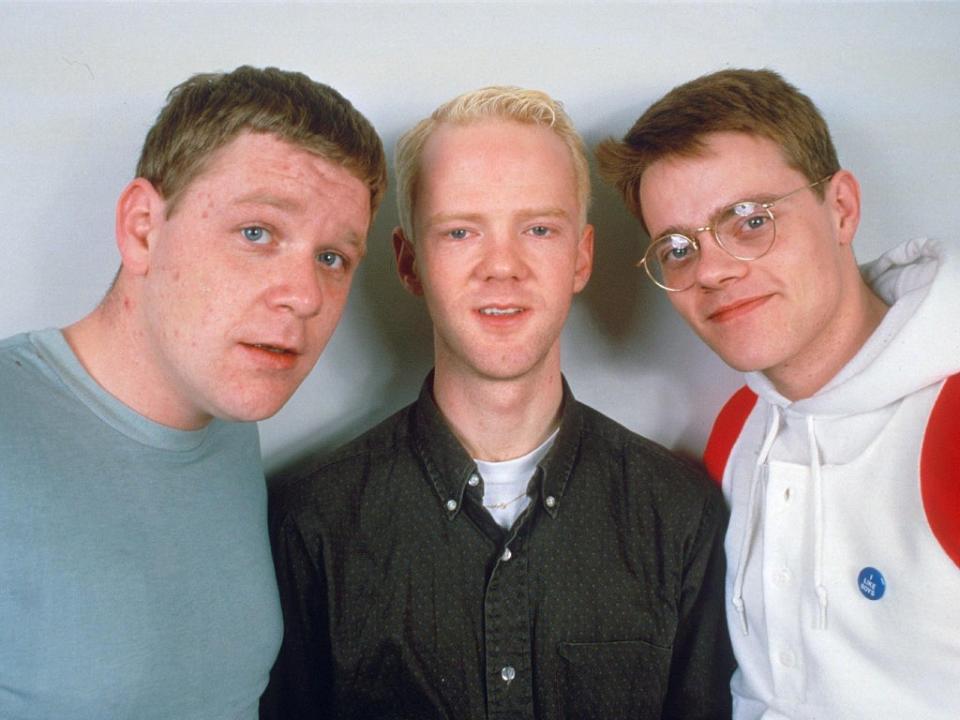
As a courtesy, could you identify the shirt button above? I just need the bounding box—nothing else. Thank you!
[545,495,557,508]
[501,548,512,562]
[468,474,480,487]
[445,499,458,512]
[779,650,797,668]
[500,665,516,683]
[773,567,792,586]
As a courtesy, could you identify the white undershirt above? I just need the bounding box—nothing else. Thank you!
[474,429,559,529]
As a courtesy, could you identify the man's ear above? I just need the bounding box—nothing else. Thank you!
[572,223,595,294]
[827,170,861,247]
[393,226,424,296]
[115,178,165,276]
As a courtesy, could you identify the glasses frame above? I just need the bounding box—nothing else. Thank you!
[638,174,834,292]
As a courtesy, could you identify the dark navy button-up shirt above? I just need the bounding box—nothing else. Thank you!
[262,376,734,719]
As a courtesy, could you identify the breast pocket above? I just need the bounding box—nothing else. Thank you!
[556,639,671,720]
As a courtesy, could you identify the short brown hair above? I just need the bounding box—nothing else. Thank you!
[394,85,591,238]
[596,68,839,223]
[137,65,387,216]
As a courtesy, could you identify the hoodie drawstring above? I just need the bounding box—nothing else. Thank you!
[731,404,781,635]
[807,416,829,630]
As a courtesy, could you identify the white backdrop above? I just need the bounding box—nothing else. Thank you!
[2,1,958,473]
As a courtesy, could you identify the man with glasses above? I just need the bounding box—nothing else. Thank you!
[263,85,734,719]
[597,68,960,719]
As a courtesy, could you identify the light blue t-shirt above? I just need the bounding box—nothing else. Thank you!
[0,330,282,720]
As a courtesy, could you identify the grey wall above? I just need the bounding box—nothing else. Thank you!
[2,1,958,473]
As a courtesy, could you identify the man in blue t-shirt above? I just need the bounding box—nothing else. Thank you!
[0,66,385,719]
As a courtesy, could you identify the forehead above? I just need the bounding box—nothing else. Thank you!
[416,120,578,210]
[184,131,369,211]
[639,132,802,228]
[647,132,793,186]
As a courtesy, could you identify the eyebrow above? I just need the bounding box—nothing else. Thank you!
[347,232,368,257]
[425,206,573,226]
[652,193,775,238]
[515,207,572,222]
[233,192,304,212]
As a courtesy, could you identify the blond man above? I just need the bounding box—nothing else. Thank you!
[0,66,385,719]
[264,86,733,720]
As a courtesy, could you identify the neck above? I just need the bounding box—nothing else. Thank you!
[432,362,564,462]
[767,277,890,401]
[63,280,210,430]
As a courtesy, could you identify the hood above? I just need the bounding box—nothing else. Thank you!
[745,237,960,415]
[728,238,960,636]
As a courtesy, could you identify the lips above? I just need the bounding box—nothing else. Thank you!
[239,340,302,370]
[250,342,297,355]
[707,294,772,322]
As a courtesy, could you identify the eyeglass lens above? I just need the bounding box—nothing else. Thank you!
[645,202,776,291]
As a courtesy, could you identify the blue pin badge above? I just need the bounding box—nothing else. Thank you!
[858,567,886,600]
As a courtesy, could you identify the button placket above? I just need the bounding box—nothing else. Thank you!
[763,462,810,702]
[484,533,533,719]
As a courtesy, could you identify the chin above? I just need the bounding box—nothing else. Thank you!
[705,344,770,374]
[215,394,294,424]
[480,365,546,383]
[722,352,779,375]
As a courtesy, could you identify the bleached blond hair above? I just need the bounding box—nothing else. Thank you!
[394,85,591,238]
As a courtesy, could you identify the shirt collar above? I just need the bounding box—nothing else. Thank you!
[411,372,583,521]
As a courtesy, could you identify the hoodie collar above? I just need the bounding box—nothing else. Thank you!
[746,237,959,417]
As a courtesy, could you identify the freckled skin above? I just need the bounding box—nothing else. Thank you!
[67,131,373,430]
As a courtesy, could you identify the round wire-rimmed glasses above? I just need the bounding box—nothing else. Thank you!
[638,175,833,292]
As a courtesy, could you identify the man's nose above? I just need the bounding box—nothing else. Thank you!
[268,254,324,317]
[692,229,749,289]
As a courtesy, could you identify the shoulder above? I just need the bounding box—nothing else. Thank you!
[0,331,46,382]
[921,373,960,568]
[268,402,416,522]
[704,385,759,484]
[575,402,724,512]
[577,402,701,476]
[0,331,32,353]
[0,331,72,429]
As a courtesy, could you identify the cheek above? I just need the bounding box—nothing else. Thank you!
[788,251,837,310]
[667,294,699,327]
[308,284,350,330]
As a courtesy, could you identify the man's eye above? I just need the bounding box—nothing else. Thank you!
[529,225,551,237]
[448,228,469,240]
[727,212,771,241]
[729,203,769,232]
[317,251,344,269]
[242,226,270,244]
[656,235,697,265]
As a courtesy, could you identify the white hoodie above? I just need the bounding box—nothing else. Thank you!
[717,238,960,720]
